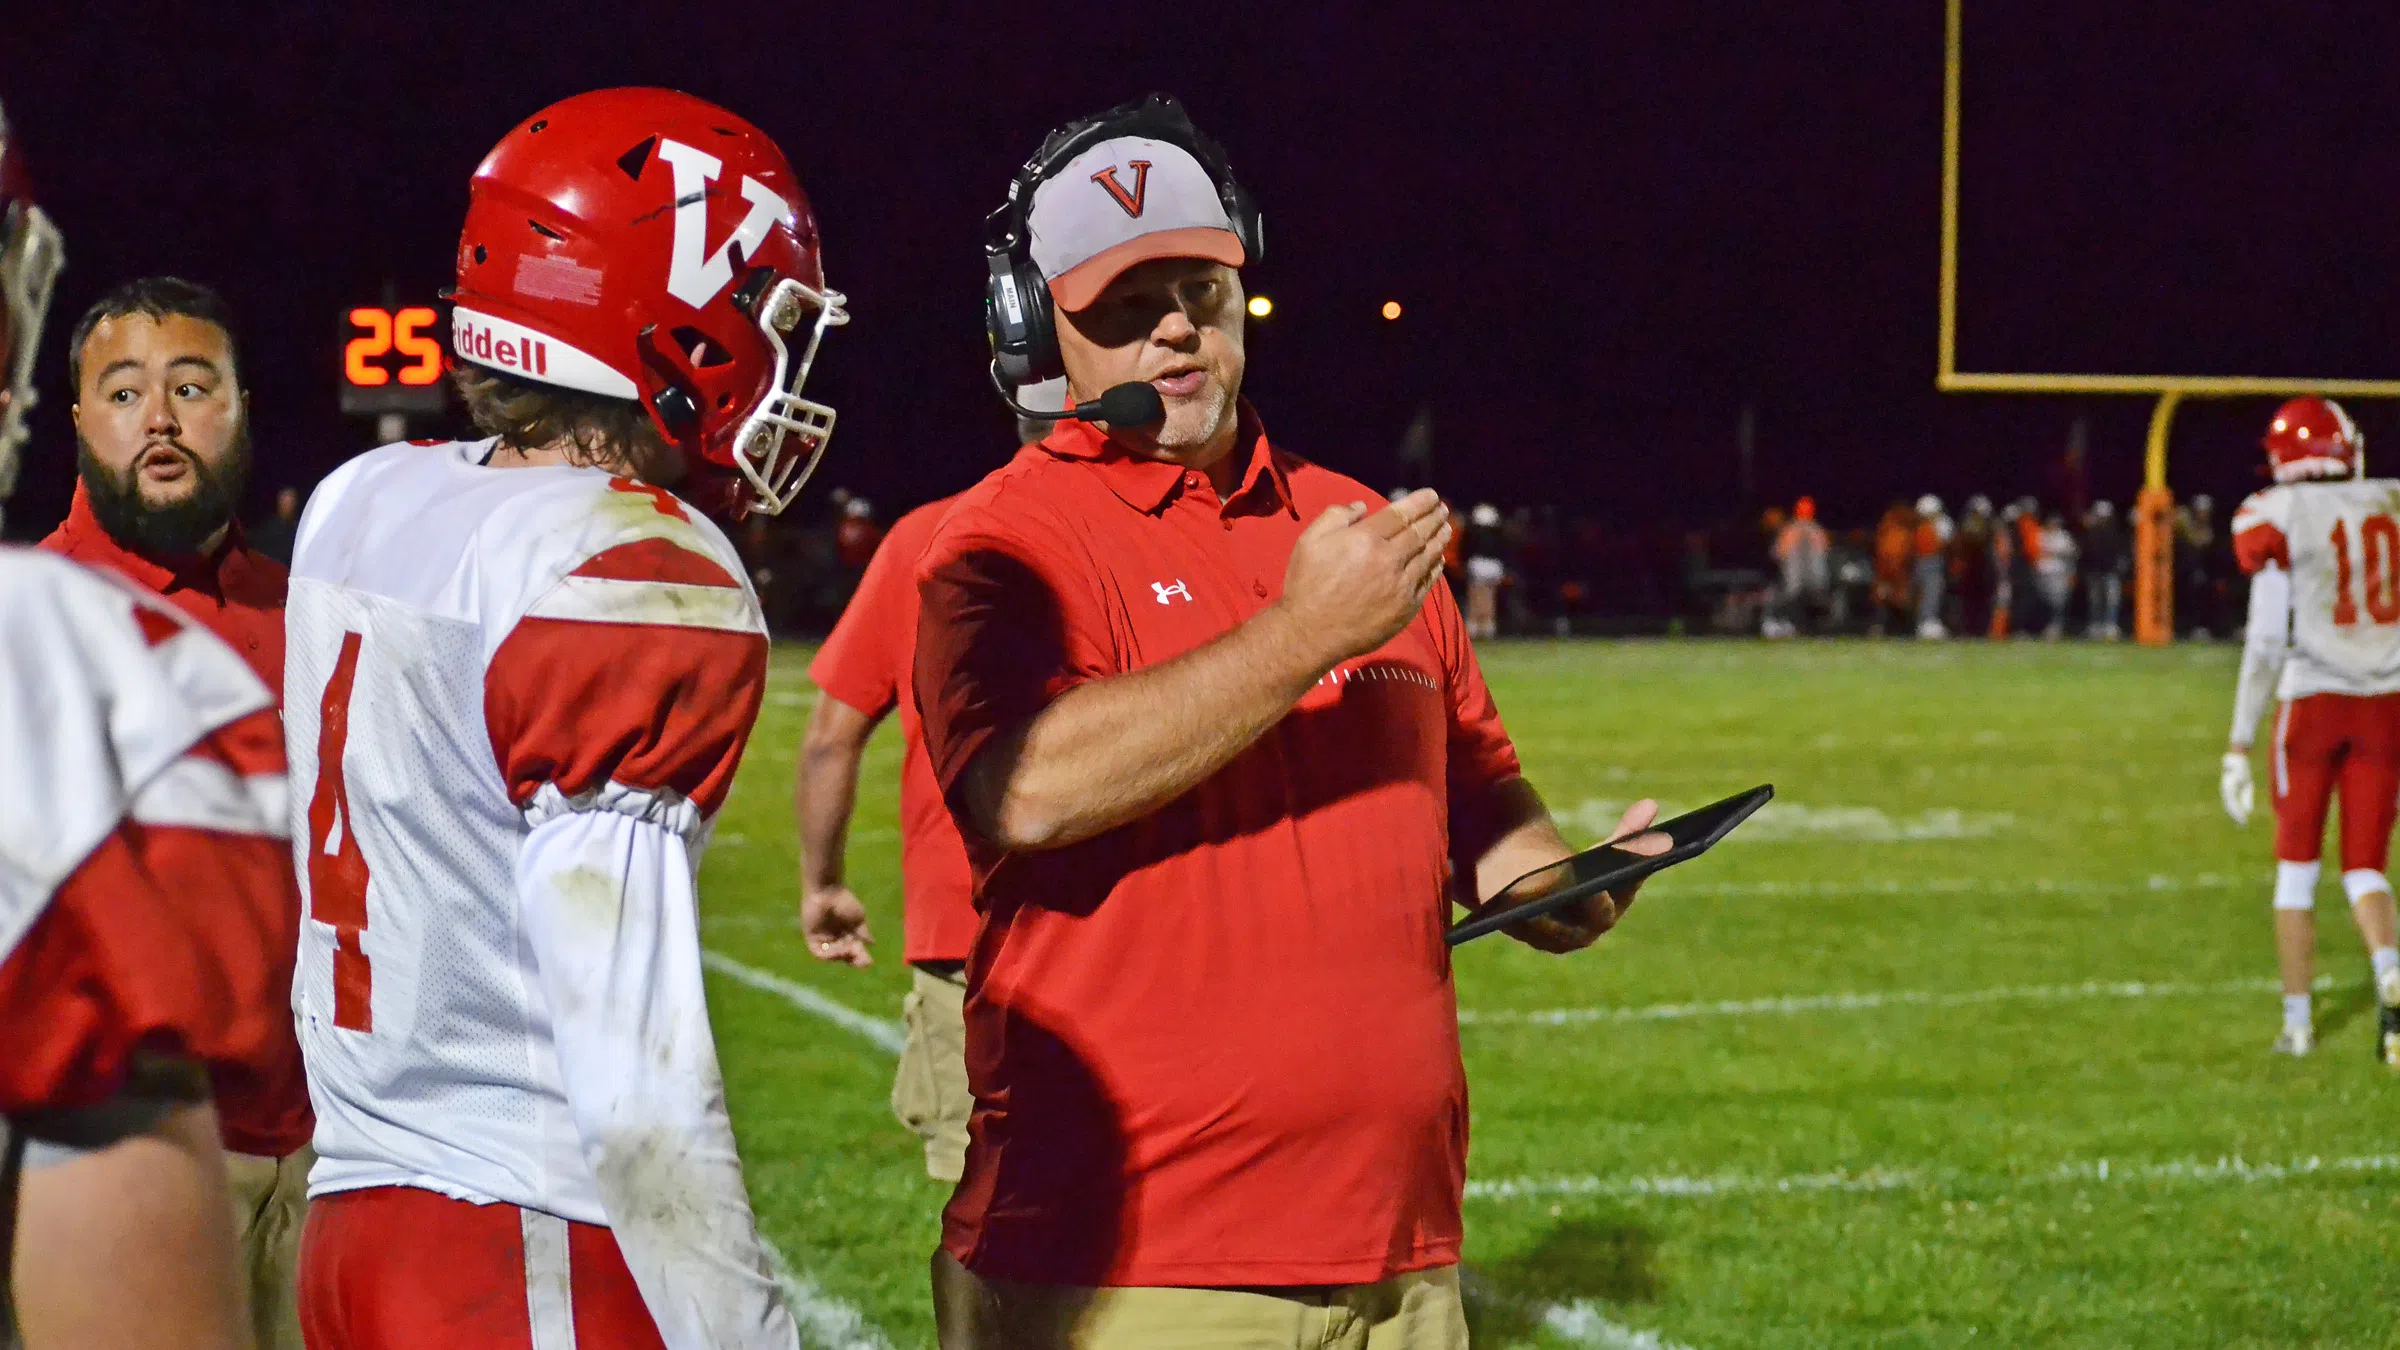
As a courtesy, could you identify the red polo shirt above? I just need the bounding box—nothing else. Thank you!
[914,409,1523,1288]
[41,482,288,687]
[808,495,976,964]
[39,481,313,1159]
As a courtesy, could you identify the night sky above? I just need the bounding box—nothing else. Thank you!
[9,0,2400,539]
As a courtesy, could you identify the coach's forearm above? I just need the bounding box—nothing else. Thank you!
[796,696,876,891]
[1462,776,1578,903]
[962,603,1334,851]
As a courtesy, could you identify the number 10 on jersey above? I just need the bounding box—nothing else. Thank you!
[2329,516,2400,627]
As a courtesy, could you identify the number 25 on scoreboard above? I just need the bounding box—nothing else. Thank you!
[2330,514,2400,627]
[344,306,441,387]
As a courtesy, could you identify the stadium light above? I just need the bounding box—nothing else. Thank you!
[1381,300,1402,320]
[1247,294,1274,319]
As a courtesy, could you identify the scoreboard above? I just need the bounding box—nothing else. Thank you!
[339,302,446,418]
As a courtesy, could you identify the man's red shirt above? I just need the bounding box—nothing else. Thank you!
[808,495,976,964]
[37,480,311,1157]
[41,481,288,686]
[914,410,1523,1288]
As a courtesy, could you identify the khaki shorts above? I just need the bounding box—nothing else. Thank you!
[893,964,971,1183]
[933,1253,1467,1350]
[226,1144,313,1350]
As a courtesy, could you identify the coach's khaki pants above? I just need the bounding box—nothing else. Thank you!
[933,1253,1468,1350]
[893,964,971,1183]
[225,1144,312,1350]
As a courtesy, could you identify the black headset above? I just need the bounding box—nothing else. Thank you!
[984,93,1264,390]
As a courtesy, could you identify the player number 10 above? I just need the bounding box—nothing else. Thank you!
[2329,515,2400,627]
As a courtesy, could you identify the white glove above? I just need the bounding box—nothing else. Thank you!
[2220,750,2254,826]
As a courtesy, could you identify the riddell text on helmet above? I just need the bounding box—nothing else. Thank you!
[453,311,550,379]
[449,307,636,399]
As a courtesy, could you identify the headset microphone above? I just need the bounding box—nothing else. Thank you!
[991,365,1166,429]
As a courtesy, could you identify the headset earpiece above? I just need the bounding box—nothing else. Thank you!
[985,251,1061,387]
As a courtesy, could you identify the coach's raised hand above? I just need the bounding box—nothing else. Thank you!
[1275,488,1453,671]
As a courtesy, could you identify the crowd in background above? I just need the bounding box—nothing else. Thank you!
[1740,492,2235,640]
[1797,494,2127,641]
[240,479,2244,642]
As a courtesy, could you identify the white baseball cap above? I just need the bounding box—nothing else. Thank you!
[1027,134,1246,312]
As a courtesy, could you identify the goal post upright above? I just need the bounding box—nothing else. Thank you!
[1935,0,2400,643]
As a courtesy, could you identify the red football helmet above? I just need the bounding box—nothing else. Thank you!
[0,96,68,519]
[2263,395,2362,484]
[451,88,846,516]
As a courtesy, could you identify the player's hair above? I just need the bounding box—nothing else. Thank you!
[66,276,245,392]
[452,363,672,473]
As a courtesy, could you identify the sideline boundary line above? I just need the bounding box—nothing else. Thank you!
[702,950,906,1055]
[1665,873,2245,900]
[1467,1152,2400,1203]
[758,1234,896,1350]
[1458,974,2345,1028]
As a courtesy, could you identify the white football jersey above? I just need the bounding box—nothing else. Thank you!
[2,547,293,1128]
[1,547,279,957]
[2233,478,2400,698]
[284,439,766,1221]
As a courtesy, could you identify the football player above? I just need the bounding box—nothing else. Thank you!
[2225,396,2400,1062]
[283,89,844,1350]
[2,96,298,1349]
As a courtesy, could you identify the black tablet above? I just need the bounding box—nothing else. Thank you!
[1444,784,1775,946]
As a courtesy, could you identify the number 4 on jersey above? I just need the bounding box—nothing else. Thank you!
[2329,515,2400,627]
[307,631,375,1031]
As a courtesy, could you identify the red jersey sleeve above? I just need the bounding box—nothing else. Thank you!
[0,711,297,1117]
[485,538,769,818]
[1428,580,1525,800]
[2231,490,2291,575]
[1424,580,1528,873]
[808,515,921,721]
[913,504,1118,806]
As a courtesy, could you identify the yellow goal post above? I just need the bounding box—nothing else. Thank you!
[1935,0,2400,642]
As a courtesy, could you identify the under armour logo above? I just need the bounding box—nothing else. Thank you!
[1152,579,1192,605]
[1091,160,1153,218]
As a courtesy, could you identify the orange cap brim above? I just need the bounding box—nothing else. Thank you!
[1048,227,1246,312]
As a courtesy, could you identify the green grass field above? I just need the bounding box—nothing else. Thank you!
[697,640,2400,1349]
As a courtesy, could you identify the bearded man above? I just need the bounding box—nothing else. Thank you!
[42,275,286,682]
[38,273,312,1349]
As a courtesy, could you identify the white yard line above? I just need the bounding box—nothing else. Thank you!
[757,1234,896,1350]
[1457,973,2340,1028]
[701,950,906,1056]
[1471,1167,1923,1202]
[1542,1301,1700,1350]
[1459,1271,1700,1350]
[1662,873,2246,899]
[1467,1152,2400,1204]
[707,964,901,1346]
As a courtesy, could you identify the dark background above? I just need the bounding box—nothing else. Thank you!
[6,0,2398,538]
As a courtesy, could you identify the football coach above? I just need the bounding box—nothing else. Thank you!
[913,94,1666,1350]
